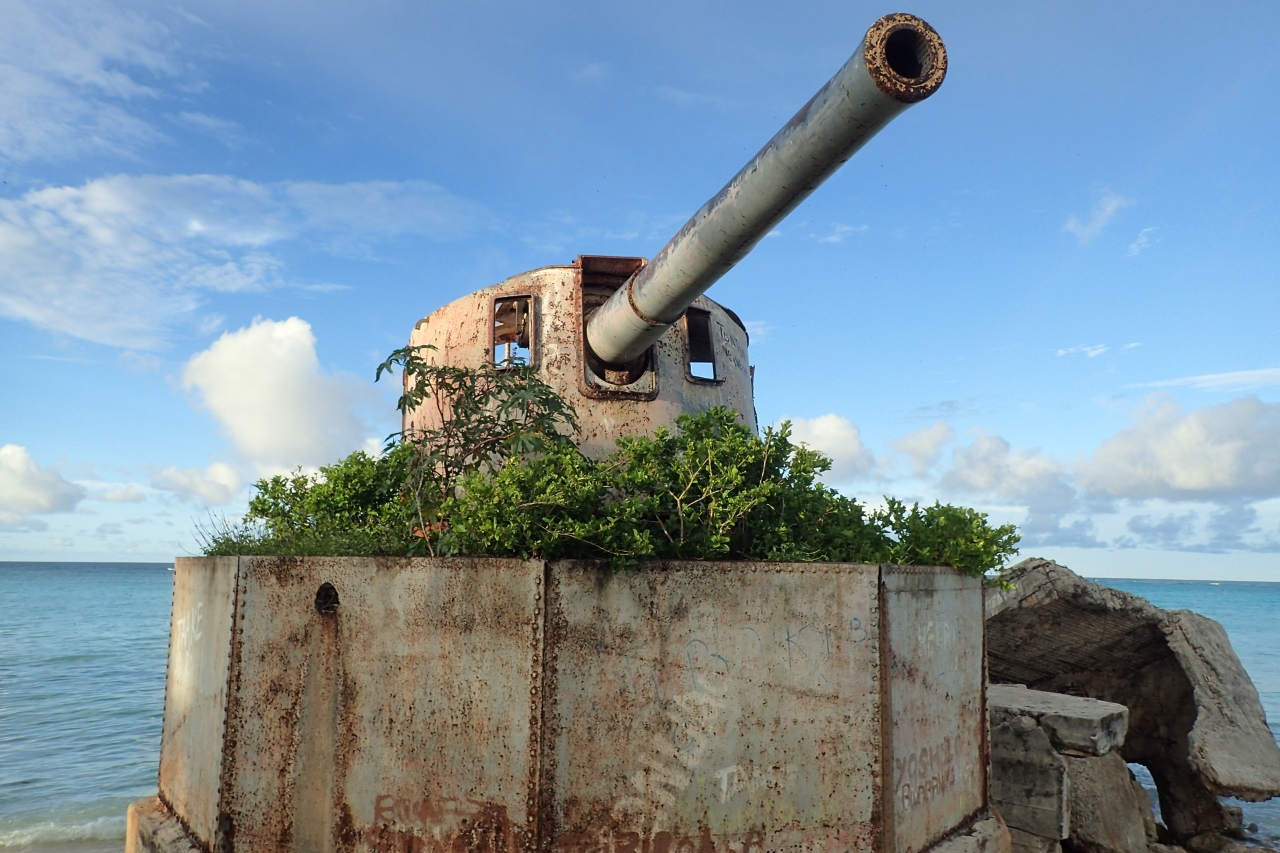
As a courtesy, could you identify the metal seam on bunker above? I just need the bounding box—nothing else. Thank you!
[213,556,245,853]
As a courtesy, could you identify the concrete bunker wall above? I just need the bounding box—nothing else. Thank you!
[145,557,992,853]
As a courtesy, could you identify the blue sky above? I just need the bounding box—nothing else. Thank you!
[1,0,1278,580]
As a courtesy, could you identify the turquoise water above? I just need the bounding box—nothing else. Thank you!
[0,563,1276,851]
[0,563,171,852]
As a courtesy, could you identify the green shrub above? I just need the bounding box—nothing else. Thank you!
[202,350,1019,580]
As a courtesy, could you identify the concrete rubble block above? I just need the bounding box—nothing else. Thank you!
[985,558,1280,840]
[990,716,1069,840]
[989,685,1128,757]
[1064,751,1151,853]
[1007,827,1061,853]
[126,797,203,853]
[930,813,1013,853]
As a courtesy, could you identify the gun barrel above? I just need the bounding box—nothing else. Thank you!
[585,13,947,368]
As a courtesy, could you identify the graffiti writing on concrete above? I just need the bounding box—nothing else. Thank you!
[556,825,766,853]
[364,796,519,853]
[373,793,484,827]
[712,763,795,803]
[173,600,205,660]
[894,737,956,812]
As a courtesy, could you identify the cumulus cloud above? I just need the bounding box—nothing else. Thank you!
[1079,395,1280,502]
[0,0,175,166]
[786,414,876,484]
[0,444,85,514]
[940,434,1102,548]
[1064,191,1131,244]
[151,463,242,506]
[182,317,379,472]
[893,421,954,477]
[0,174,490,348]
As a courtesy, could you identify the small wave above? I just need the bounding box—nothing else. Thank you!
[0,815,125,847]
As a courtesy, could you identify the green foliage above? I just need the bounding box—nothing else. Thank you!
[376,345,579,555]
[443,408,1018,578]
[202,353,1019,580]
[200,446,412,556]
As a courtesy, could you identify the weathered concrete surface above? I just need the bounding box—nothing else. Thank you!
[1006,827,1060,853]
[131,557,996,853]
[883,567,988,853]
[157,556,237,845]
[929,814,1011,853]
[1063,751,1153,853]
[542,562,884,853]
[988,686,1127,758]
[990,717,1068,840]
[126,797,202,853]
[985,558,1280,839]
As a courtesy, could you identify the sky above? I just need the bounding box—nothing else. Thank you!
[0,0,1277,581]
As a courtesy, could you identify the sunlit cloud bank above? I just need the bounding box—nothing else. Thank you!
[780,394,1280,554]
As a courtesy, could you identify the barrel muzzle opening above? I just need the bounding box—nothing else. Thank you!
[864,13,947,103]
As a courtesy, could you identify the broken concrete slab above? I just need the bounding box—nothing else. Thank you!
[1064,751,1151,853]
[991,716,1069,840]
[985,558,1280,840]
[989,684,1128,757]
[1007,827,1061,853]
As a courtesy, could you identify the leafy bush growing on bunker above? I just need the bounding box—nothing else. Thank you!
[202,347,1019,578]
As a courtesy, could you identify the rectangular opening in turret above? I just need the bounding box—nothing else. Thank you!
[493,296,533,367]
[686,308,717,381]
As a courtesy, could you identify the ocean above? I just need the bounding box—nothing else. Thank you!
[0,563,1276,852]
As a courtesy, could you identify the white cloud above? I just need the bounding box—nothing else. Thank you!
[818,223,868,244]
[152,463,242,506]
[182,317,379,472]
[1064,191,1131,244]
[1079,395,1280,501]
[1135,367,1280,393]
[1057,344,1109,358]
[0,445,85,514]
[0,0,175,165]
[0,510,48,532]
[939,434,1101,548]
[0,174,488,348]
[98,484,146,502]
[785,414,876,484]
[942,435,1068,505]
[1128,227,1159,256]
[893,421,955,477]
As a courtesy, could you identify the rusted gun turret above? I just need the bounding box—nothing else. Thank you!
[127,17,1010,853]
[405,13,947,457]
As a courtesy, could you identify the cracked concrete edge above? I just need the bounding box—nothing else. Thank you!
[989,684,1129,757]
[929,812,1013,853]
[126,797,203,853]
